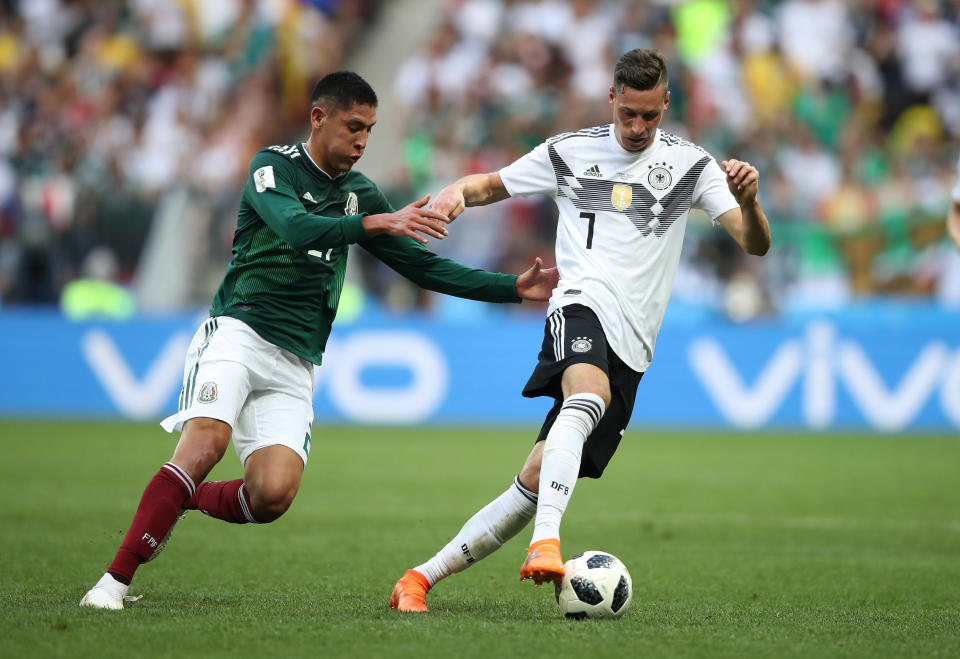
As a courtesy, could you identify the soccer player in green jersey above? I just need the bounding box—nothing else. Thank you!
[80,71,558,609]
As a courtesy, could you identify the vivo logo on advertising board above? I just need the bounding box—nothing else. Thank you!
[55,318,960,429]
[689,321,960,431]
[82,329,192,420]
[314,332,449,424]
[80,328,449,423]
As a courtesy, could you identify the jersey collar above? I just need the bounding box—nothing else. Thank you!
[298,142,348,181]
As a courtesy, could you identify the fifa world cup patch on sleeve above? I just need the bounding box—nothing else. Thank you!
[254,165,276,193]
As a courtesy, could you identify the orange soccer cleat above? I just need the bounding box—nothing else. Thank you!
[520,538,564,586]
[389,569,430,612]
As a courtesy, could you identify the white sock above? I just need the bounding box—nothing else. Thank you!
[414,476,538,587]
[94,572,129,599]
[530,393,605,544]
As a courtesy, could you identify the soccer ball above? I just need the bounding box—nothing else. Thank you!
[554,550,632,619]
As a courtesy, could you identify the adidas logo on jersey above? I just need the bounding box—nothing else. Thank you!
[582,164,602,177]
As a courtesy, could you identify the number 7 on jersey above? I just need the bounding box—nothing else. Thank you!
[580,212,595,249]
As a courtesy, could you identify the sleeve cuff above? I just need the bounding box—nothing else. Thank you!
[498,166,518,198]
[499,273,522,303]
[342,214,369,243]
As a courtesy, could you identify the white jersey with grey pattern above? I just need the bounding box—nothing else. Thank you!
[499,126,739,371]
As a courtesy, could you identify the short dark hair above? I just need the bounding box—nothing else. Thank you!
[613,49,668,94]
[310,71,378,112]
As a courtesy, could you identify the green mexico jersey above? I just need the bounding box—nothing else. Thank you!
[211,142,520,364]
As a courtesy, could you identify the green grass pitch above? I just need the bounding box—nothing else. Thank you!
[0,421,958,658]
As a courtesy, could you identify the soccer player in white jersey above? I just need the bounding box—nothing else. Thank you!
[390,49,771,612]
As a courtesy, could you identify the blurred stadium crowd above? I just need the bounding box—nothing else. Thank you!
[2,0,960,319]
[0,0,378,313]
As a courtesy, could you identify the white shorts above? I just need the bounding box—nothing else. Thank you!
[161,316,315,466]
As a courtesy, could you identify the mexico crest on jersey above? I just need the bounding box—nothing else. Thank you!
[198,382,218,404]
[345,191,359,215]
[611,184,632,211]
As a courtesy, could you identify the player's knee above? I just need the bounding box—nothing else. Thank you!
[593,388,612,409]
[192,447,223,477]
[572,386,610,409]
[518,465,540,493]
[176,419,230,478]
[518,445,543,492]
[248,480,298,523]
[252,500,291,523]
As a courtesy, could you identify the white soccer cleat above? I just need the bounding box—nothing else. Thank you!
[79,573,129,610]
[79,587,123,610]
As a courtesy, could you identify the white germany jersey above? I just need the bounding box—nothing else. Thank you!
[499,125,738,372]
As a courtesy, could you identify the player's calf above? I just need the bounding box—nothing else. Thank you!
[106,462,196,583]
[246,482,297,522]
[145,509,187,561]
[242,445,302,522]
[186,480,258,523]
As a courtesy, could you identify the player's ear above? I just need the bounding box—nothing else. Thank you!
[311,105,327,130]
[608,86,616,104]
[663,89,670,110]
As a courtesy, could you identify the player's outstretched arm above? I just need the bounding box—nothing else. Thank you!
[948,200,960,252]
[360,233,524,305]
[363,195,450,244]
[718,159,771,256]
[514,257,558,302]
[431,172,511,221]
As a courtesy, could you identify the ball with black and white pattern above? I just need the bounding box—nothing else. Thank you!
[555,550,633,619]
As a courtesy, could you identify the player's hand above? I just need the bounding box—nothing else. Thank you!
[722,159,759,206]
[515,257,558,302]
[430,183,467,222]
[363,195,450,244]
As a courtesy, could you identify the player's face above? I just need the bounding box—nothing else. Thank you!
[609,84,669,152]
[312,103,377,174]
